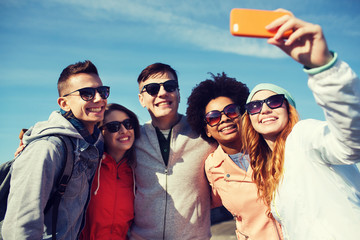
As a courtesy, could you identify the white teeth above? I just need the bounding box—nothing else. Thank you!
[88,107,102,112]
[119,137,129,141]
[157,102,170,106]
[261,117,276,123]
[221,126,235,132]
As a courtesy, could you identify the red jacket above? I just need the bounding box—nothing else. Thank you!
[80,152,134,240]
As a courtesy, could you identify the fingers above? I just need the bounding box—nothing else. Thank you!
[267,14,320,44]
[273,8,294,16]
[266,14,291,34]
[14,144,25,157]
[267,37,291,54]
[285,27,307,45]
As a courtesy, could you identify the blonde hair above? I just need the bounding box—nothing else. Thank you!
[242,103,299,210]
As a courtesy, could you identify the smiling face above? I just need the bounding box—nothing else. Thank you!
[58,73,107,134]
[102,110,135,162]
[249,90,289,144]
[138,71,180,127]
[205,96,242,153]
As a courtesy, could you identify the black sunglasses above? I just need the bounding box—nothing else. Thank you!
[63,86,110,101]
[101,119,134,133]
[140,80,178,96]
[245,94,285,115]
[204,103,241,127]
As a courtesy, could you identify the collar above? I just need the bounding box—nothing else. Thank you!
[60,109,101,145]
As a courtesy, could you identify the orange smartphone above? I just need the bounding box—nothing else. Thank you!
[230,9,292,38]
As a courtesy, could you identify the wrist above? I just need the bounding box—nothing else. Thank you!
[304,51,337,75]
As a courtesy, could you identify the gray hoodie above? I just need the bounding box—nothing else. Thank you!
[130,115,216,240]
[2,111,103,240]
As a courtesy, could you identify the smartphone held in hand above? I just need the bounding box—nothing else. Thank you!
[230,9,292,38]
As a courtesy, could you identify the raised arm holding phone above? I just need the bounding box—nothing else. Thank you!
[235,9,360,240]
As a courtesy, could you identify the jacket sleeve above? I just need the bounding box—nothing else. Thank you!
[307,57,360,165]
[2,138,64,239]
[204,154,223,208]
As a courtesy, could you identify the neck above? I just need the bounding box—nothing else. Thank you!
[83,122,95,135]
[220,139,243,155]
[107,149,126,163]
[263,135,276,151]
[152,113,180,130]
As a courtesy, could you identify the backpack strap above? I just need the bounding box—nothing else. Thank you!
[44,135,74,240]
[0,159,15,221]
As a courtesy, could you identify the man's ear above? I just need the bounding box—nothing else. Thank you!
[58,97,71,112]
[138,93,146,108]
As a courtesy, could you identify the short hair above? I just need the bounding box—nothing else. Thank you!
[57,60,99,96]
[101,103,140,166]
[137,62,178,84]
[186,72,249,144]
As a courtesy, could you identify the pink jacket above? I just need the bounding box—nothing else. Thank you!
[205,146,283,240]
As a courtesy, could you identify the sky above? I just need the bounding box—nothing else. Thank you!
[1,0,360,163]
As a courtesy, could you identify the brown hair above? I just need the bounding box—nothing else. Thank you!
[137,62,178,84]
[57,60,99,96]
[101,103,140,166]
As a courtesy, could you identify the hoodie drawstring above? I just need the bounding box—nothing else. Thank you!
[93,154,105,195]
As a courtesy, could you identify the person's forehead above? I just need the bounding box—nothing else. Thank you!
[144,72,175,84]
[206,96,234,111]
[104,110,129,123]
[67,73,102,89]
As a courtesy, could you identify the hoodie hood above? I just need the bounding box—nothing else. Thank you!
[22,111,83,145]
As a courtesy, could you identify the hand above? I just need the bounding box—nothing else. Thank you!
[15,129,28,157]
[14,141,25,157]
[266,9,333,68]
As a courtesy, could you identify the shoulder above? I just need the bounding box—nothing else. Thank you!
[173,115,204,140]
[16,135,71,168]
[289,119,326,139]
[286,119,328,156]
[205,146,224,169]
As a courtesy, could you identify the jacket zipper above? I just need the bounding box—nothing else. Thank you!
[162,167,168,240]
[111,160,126,235]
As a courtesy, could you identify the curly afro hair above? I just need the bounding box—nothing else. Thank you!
[186,72,249,144]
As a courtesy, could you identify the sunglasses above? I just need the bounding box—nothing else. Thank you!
[140,80,178,96]
[63,86,110,101]
[245,94,285,115]
[204,103,241,127]
[101,119,134,133]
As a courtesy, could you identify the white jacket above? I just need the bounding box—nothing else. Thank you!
[271,58,360,239]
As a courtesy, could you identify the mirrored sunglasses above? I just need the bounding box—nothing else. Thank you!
[204,103,241,127]
[140,80,178,96]
[63,86,110,101]
[245,94,285,115]
[101,119,134,133]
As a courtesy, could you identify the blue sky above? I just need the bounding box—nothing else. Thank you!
[1,0,360,163]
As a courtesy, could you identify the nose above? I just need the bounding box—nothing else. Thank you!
[93,91,103,102]
[219,112,231,124]
[118,124,127,133]
[157,85,168,96]
[260,102,272,114]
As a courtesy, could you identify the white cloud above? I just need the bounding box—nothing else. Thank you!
[45,0,287,58]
